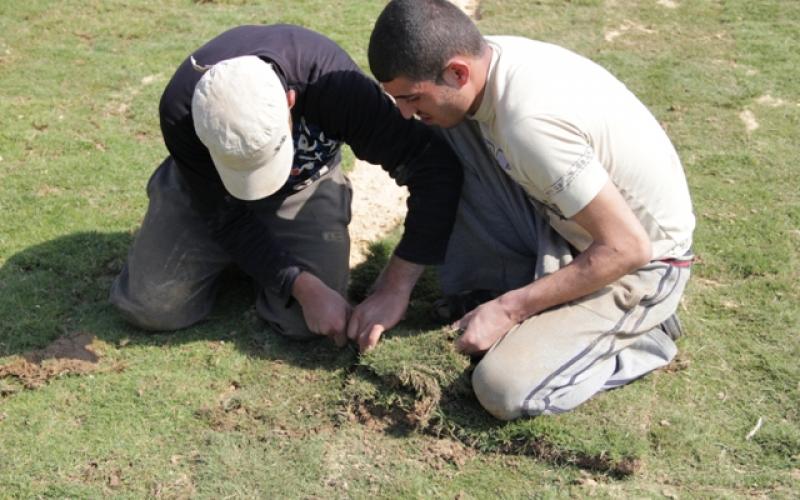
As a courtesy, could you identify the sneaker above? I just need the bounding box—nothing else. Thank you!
[660,313,684,341]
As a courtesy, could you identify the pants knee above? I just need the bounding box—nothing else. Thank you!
[109,283,205,332]
[110,298,200,332]
[472,358,530,421]
[256,300,318,341]
[474,351,618,418]
[264,318,318,341]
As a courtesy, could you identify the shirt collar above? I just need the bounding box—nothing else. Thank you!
[471,38,500,124]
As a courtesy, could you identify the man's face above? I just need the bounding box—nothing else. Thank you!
[382,76,469,128]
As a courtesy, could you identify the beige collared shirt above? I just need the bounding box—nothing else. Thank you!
[471,36,695,260]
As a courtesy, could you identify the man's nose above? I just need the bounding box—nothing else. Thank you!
[397,100,416,120]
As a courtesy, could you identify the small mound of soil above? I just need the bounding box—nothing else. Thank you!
[0,331,108,390]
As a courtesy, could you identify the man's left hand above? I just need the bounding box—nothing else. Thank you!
[348,290,410,353]
[454,298,519,355]
[346,255,424,353]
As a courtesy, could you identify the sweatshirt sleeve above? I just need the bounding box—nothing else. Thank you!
[301,70,463,264]
[173,161,304,304]
[160,69,306,304]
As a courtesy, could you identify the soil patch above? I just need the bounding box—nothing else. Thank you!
[421,437,476,470]
[347,398,415,434]
[349,390,641,476]
[24,331,99,363]
[0,331,115,390]
[347,160,408,267]
[345,364,643,477]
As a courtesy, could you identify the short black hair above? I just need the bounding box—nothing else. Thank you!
[368,0,485,83]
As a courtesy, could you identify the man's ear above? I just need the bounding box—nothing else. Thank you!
[286,89,297,110]
[441,59,471,88]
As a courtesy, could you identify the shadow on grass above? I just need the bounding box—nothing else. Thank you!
[0,231,133,355]
[0,231,357,371]
[0,231,445,367]
[1,232,645,476]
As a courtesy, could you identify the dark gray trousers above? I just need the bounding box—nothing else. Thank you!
[109,157,351,338]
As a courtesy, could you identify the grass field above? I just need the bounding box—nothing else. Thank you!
[1,0,798,497]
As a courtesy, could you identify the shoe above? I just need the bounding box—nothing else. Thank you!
[660,313,684,341]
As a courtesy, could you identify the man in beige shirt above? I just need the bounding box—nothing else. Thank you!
[365,0,695,419]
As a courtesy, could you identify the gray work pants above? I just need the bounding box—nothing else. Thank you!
[438,121,690,419]
[109,157,351,338]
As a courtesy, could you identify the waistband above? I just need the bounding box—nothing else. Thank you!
[658,258,693,268]
[658,249,694,268]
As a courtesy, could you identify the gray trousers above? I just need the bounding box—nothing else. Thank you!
[438,121,690,419]
[109,157,351,338]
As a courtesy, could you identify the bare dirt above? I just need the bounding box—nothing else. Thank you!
[453,0,480,18]
[347,160,408,267]
[421,438,476,470]
[0,331,120,390]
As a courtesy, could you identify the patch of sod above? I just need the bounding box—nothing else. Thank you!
[345,242,652,477]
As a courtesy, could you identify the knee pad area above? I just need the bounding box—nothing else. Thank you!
[256,306,317,341]
[110,291,202,332]
[471,360,531,421]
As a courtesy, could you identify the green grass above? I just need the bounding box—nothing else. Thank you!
[1,0,798,497]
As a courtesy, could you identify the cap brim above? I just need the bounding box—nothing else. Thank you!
[212,131,293,201]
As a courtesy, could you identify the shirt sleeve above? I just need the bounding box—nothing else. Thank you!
[506,115,608,219]
[301,70,463,265]
[175,164,304,303]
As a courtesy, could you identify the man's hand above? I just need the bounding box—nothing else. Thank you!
[453,179,653,355]
[348,288,409,353]
[347,255,425,353]
[454,298,519,355]
[292,271,351,347]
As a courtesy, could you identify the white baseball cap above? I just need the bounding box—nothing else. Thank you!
[191,55,293,200]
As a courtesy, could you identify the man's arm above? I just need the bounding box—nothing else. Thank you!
[455,179,652,354]
[304,70,463,264]
[176,171,350,342]
[304,71,463,352]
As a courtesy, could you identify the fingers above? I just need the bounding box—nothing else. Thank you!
[452,313,481,355]
[451,308,475,330]
[455,341,467,354]
[455,332,486,355]
[346,311,385,353]
[345,299,396,353]
[332,328,348,348]
[455,336,480,355]
[359,324,384,353]
[449,309,472,343]
[346,308,360,342]
[331,303,354,347]
[331,305,352,347]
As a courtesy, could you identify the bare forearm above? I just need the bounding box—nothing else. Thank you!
[372,254,425,297]
[455,181,653,355]
[347,254,425,352]
[498,242,649,322]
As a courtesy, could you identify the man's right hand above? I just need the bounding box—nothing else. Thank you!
[292,271,351,347]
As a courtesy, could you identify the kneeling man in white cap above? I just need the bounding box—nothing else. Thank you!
[110,25,462,349]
